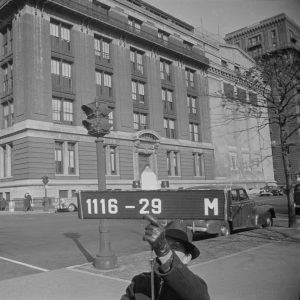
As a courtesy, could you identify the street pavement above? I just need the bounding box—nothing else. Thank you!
[0,211,299,300]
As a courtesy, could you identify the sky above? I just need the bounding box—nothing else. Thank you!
[144,0,300,37]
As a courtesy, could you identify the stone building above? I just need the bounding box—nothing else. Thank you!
[0,0,274,203]
[225,13,300,185]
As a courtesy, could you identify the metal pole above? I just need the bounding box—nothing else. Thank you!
[93,137,117,269]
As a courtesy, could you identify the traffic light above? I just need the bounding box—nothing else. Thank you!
[42,176,49,185]
[81,102,111,137]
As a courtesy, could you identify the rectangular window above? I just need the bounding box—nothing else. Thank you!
[55,142,63,174]
[95,70,112,97]
[187,95,197,114]
[68,143,76,174]
[94,35,111,61]
[160,60,171,81]
[183,41,193,51]
[189,122,199,142]
[50,19,71,52]
[2,101,14,128]
[167,151,180,176]
[51,58,72,90]
[52,97,73,124]
[132,81,145,103]
[193,153,204,177]
[0,143,13,178]
[55,141,78,175]
[133,112,148,130]
[230,153,238,170]
[164,118,176,139]
[128,17,142,33]
[242,153,251,171]
[158,30,169,44]
[162,88,174,112]
[185,68,195,88]
[1,24,12,55]
[2,61,13,94]
[130,49,144,74]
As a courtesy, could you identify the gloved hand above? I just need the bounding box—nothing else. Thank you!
[143,215,171,257]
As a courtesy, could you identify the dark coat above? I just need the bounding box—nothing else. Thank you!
[121,253,210,300]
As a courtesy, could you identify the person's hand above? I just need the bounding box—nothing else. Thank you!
[143,215,170,257]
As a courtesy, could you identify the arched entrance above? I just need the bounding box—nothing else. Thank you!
[132,130,160,181]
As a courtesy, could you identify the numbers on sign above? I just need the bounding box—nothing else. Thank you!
[139,198,162,214]
[86,198,118,214]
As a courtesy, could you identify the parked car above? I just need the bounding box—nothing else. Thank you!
[259,187,273,197]
[294,183,300,214]
[56,197,78,212]
[182,185,275,237]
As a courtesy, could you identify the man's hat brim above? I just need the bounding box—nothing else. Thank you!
[165,228,200,260]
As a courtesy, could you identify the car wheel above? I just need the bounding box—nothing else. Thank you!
[262,212,273,228]
[218,224,231,237]
[68,204,76,212]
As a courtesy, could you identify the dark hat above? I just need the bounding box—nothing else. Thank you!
[165,221,200,260]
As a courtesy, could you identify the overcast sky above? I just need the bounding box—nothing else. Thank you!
[144,0,300,37]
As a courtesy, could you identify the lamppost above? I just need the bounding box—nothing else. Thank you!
[81,101,117,269]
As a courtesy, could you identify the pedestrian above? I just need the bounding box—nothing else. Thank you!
[24,193,33,211]
[0,195,6,211]
[120,215,210,300]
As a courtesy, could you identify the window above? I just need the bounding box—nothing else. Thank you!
[167,151,180,176]
[55,142,63,174]
[193,153,204,177]
[132,80,145,103]
[160,59,171,81]
[2,61,13,94]
[94,35,111,62]
[252,158,261,172]
[52,97,73,124]
[221,60,228,68]
[95,70,112,97]
[234,66,240,74]
[185,68,195,88]
[133,112,148,130]
[249,92,258,105]
[130,49,144,74]
[128,17,142,33]
[270,29,276,39]
[187,95,197,114]
[189,122,199,142]
[183,41,193,51]
[51,58,72,90]
[242,153,251,171]
[55,141,78,175]
[230,153,238,170]
[50,19,71,52]
[2,101,14,128]
[223,83,234,99]
[105,145,119,175]
[1,24,12,55]
[158,30,169,44]
[108,110,114,129]
[0,143,13,178]
[162,88,174,112]
[164,118,176,138]
[248,35,261,47]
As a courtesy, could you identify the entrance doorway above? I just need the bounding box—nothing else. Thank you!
[138,153,151,177]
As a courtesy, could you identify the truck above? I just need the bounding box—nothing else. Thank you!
[182,185,276,236]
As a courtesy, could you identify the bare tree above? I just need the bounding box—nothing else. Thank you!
[238,47,300,228]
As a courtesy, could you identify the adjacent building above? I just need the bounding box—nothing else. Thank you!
[225,13,300,185]
[0,0,274,204]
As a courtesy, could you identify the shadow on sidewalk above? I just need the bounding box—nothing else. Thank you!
[64,232,94,263]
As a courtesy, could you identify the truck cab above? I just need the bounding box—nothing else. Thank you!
[183,185,275,236]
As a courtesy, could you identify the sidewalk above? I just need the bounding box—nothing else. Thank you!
[0,226,298,300]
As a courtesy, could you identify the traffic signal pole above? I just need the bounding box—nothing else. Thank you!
[81,101,117,270]
[94,137,117,269]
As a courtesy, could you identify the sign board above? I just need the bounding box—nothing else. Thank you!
[77,190,226,220]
